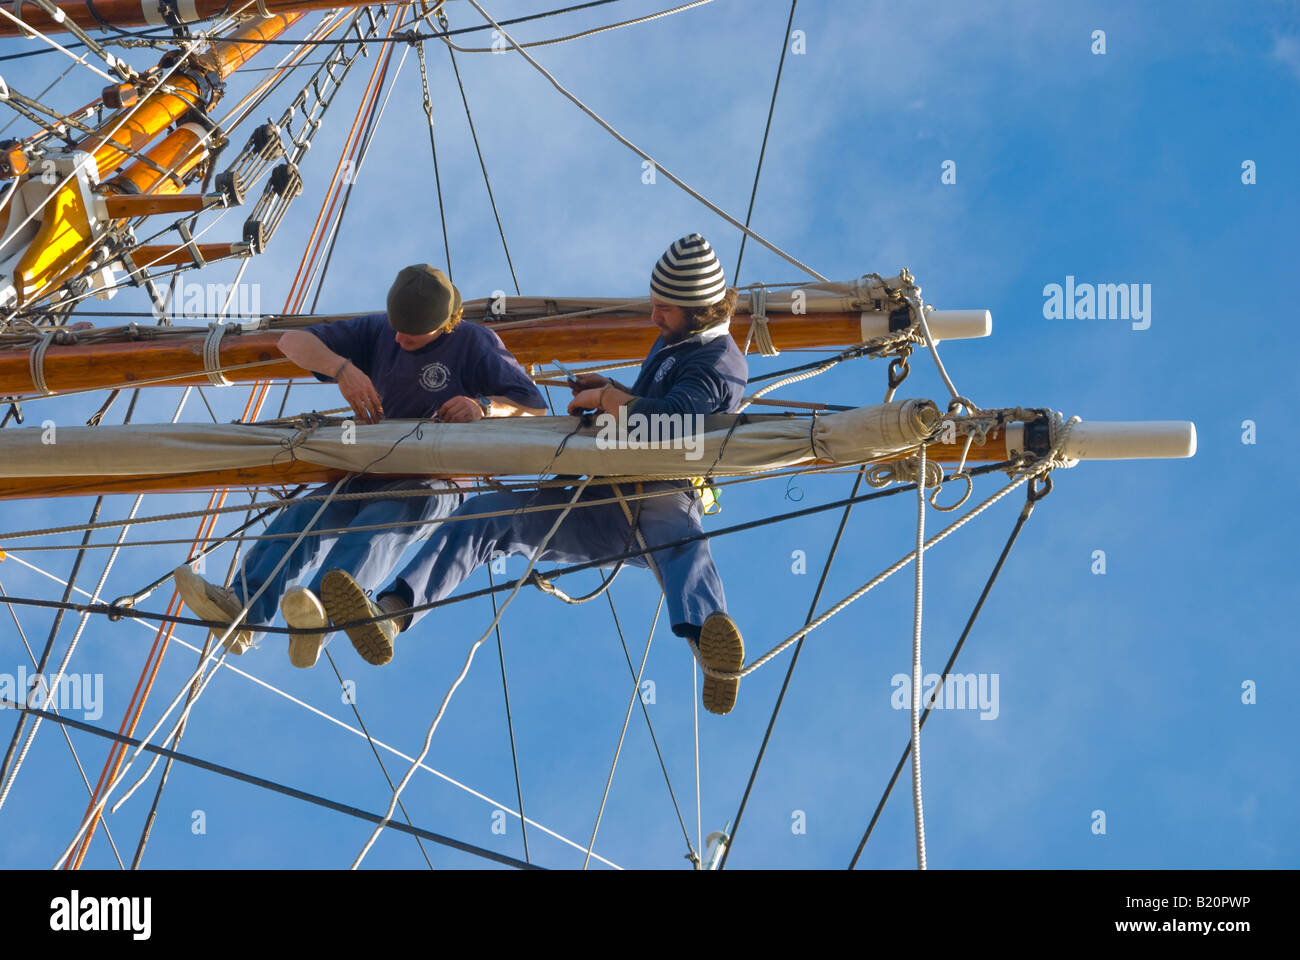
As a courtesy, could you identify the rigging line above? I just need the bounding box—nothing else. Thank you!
[439,9,519,295]
[583,591,663,869]
[0,577,127,870]
[350,478,594,869]
[128,384,295,869]
[75,23,407,848]
[0,496,106,812]
[282,7,407,312]
[701,464,1044,684]
[458,0,826,282]
[416,37,453,278]
[0,465,851,548]
[302,16,411,312]
[129,631,216,870]
[733,0,796,286]
[848,489,1041,869]
[1,466,1020,632]
[218,12,354,129]
[910,443,927,869]
[604,586,698,865]
[444,0,711,53]
[0,60,77,135]
[55,475,354,869]
[2,551,623,869]
[323,646,437,869]
[25,0,626,53]
[0,477,151,817]
[65,386,199,870]
[717,464,867,870]
[0,8,117,82]
[486,565,530,864]
[4,697,540,869]
[692,642,700,865]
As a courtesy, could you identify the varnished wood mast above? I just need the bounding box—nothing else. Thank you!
[0,310,875,395]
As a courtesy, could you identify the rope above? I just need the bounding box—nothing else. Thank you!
[865,456,943,490]
[51,475,352,869]
[603,588,698,866]
[458,0,827,282]
[8,545,623,866]
[6,698,539,869]
[716,466,869,869]
[742,284,779,357]
[733,0,797,286]
[582,594,662,869]
[849,487,1042,868]
[439,9,520,295]
[0,464,1022,635]
[349,478,593,868]
[27,332,55,396]
[443,0,712,52]
[909,444,927,870]
[487,566,530,864]
[0,576,127,868]
[202,323,233,386]
[695,466,1039,682]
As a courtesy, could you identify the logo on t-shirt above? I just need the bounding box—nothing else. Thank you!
[653,356,677,383]
[419,362,450,392]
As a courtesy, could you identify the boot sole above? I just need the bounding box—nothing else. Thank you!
[698,615,744,716]
[281,588,327,669]
[173,565,253,654]
[321,570,394,666]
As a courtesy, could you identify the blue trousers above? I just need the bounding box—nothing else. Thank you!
[386,481,727,638]
[239,477,464,628]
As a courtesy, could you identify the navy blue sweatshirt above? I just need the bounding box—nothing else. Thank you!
[624,322,748,416]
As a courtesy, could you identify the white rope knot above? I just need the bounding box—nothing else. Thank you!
[865,455,944,490]
[28,331,56,396]
[202,322,233,387]
[742,285,779,357]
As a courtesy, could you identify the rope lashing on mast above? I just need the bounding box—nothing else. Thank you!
[742,284,779,357]
[201,322,234,386]
[27,331,56,396]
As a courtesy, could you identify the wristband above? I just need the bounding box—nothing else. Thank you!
[334,358,352,380]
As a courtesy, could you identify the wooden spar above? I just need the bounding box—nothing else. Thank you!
[0,431,1014,502]
[0,0,363,36]
[0,307,991,396]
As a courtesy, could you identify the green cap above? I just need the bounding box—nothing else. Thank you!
[386,264,462,335]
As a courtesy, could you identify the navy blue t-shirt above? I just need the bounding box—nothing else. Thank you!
[305,313,545,419]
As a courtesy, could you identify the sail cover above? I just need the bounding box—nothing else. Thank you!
[0,400,939,480]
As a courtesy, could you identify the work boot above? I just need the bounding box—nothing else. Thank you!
[172,565,254,655]
[321,570,398,666]
[698,612,744,716]
[281,586,328,669]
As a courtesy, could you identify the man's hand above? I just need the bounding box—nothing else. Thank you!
[570,373,609,393]
[567,388,604,415]
[438,395,485,423]
[338,364,384,424]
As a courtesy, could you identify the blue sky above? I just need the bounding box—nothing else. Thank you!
[0,0,1296,869]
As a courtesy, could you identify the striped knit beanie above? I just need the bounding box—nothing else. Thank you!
[650,234,727,308]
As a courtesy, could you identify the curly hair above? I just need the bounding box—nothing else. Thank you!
[442,307,465,333]
[684,288,738,333]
